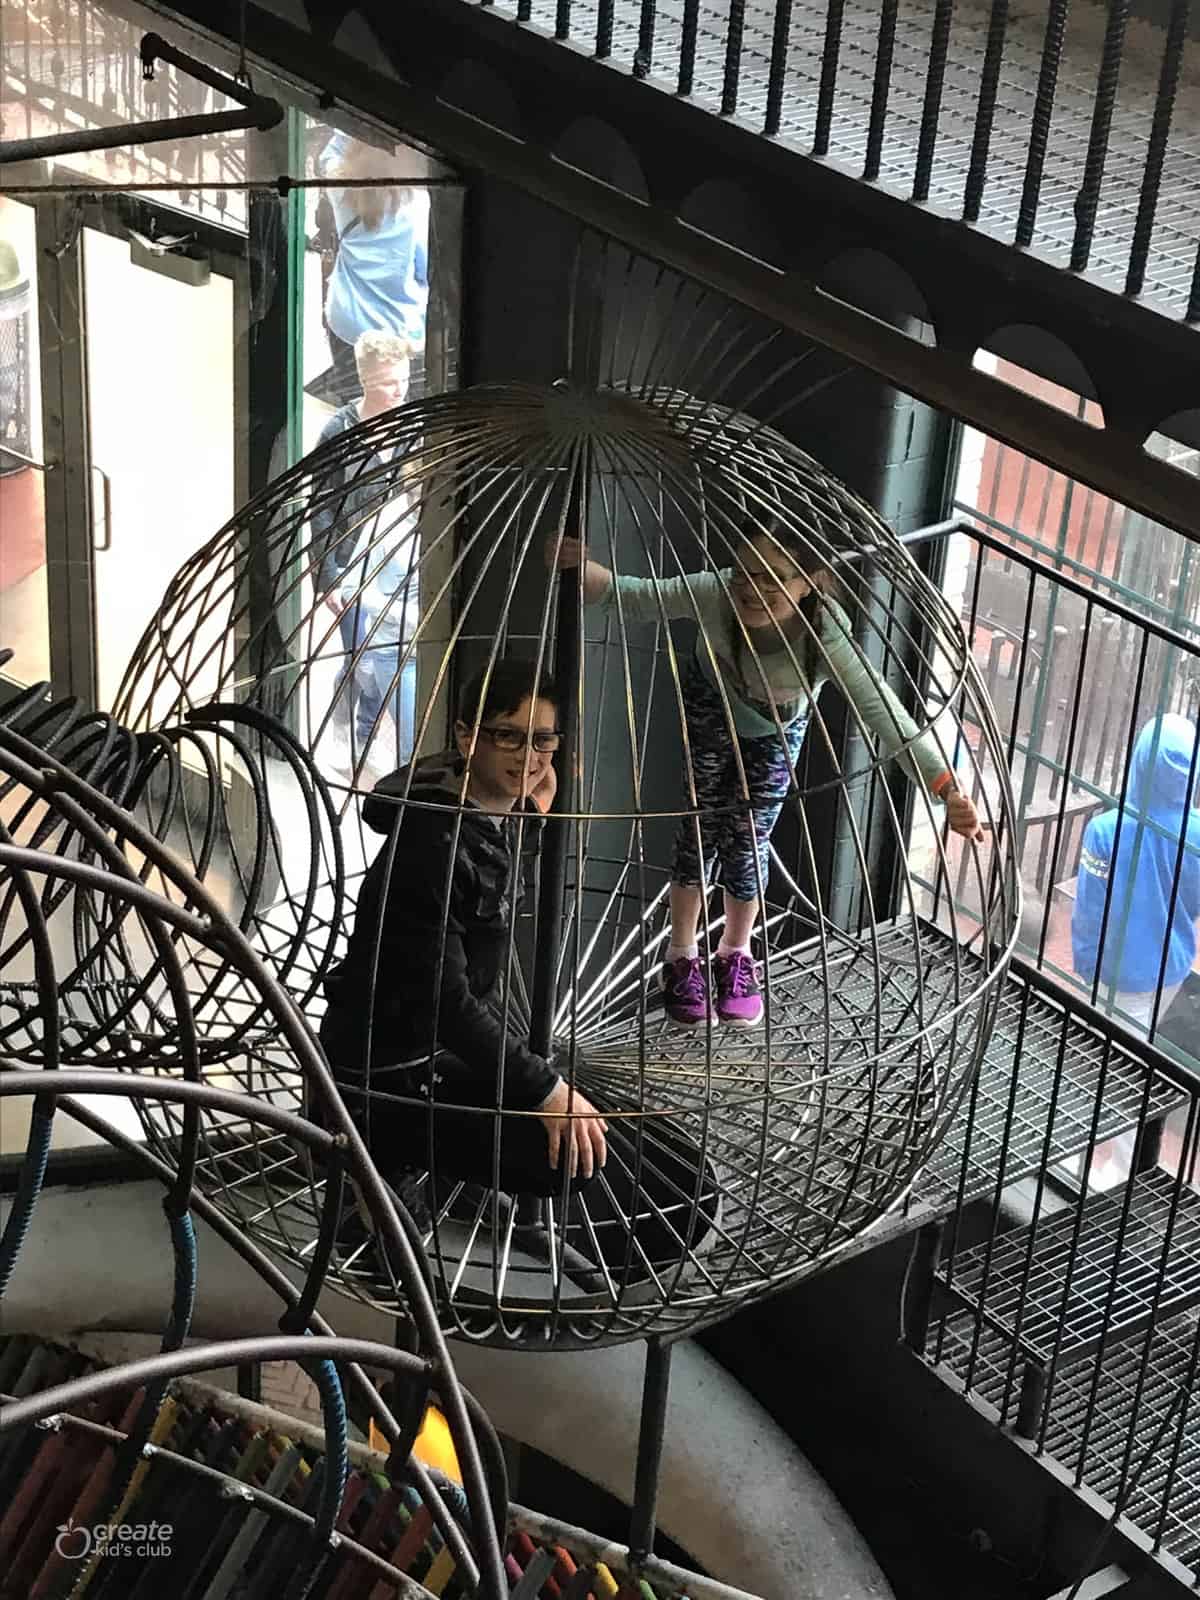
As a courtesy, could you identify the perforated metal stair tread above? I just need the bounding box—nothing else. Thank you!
[936,1168,1200,1365]
[919,965,1184,1213]
[931,1304,1200,1572]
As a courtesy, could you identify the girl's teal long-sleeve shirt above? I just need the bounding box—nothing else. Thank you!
[597,568,953,794]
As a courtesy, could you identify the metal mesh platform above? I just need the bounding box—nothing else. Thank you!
[920,975,1186,1210]
[489,0,1200,321]
[933,1305,1200,1574]
[938,1168,1200,1363]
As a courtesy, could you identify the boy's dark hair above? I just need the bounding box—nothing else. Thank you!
[457,658,560,727]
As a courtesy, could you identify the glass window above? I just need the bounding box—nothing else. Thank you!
[0,2,464,1162]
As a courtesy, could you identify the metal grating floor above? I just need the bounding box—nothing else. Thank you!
[938,1168,1200,1362]
[933,1306,1200,1573]
[487,0,1200,321]
[918,965,1185,1212]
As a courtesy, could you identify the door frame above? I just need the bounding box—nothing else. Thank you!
[9,189,252,710]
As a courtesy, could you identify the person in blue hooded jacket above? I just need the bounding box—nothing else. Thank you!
[1072,713,1200,1030]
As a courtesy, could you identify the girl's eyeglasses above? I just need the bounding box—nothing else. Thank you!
[479,725,562,754]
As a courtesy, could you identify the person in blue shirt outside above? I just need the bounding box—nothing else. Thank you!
[1072,713,1200,1032]
[310,331,419,783]
[316,132,429,406]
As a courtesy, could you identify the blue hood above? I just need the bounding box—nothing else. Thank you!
[1127,713,1199,817]
[1072,714,1200,995]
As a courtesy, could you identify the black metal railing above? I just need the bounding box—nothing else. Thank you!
[475,0,1200,322]
[904,519,1200,1049]
[898,521,1200,1581]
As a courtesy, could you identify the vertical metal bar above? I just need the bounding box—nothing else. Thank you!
[765,0,794,136]
[634,0,657,79]
[236,1362,262,1401]
[1069,0,1131,272]
[1016,0,1071,246]
[1125,0,1189,295]
[913,0,954,203]
[813,0,846,157]
[35,197,97,707]
[963,0,1009,221]
[596,0,614,60]
[677,0,700,95]
[1187,241,1200,324]
[555,0,573,41]
[517,0,533,20]
[629,1337,674,1563]
[864,0,899,181]
[529,464,585,1059]
[1015,1362,1047,1439]
[720,0,747,116]
[902,1222,945,1356]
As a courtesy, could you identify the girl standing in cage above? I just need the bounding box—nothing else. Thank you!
[550,517,983,1028]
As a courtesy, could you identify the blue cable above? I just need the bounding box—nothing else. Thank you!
[0,1099,54,1300]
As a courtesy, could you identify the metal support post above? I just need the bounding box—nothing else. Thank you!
[529,454,585,1061]
[629,1336,674,1565]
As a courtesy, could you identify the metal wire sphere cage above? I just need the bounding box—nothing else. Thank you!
[108,380,1019,1348]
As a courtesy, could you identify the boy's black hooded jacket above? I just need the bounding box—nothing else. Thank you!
[319,751,558,1109]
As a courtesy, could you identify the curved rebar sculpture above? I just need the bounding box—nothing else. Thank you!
[0,727,510,1598]
[63,377,1017,1350]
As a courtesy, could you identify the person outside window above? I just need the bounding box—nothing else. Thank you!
[310,331,418,782]
[1072,713,1200,1032]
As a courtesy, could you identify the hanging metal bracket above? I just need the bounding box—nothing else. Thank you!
[0,34,282,168]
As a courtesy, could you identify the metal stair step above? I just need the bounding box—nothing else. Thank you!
[936,1169,1200,1367]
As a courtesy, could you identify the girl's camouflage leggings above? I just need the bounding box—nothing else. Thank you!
[673,657,807,901]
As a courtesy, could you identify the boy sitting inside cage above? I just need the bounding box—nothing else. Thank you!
[320,657,609,1192]
[318,655,722,1276]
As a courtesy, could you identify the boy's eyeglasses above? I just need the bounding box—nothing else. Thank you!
[479,725,562,754]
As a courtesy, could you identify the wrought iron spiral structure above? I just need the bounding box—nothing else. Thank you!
[94,377,1019,1349]
[0,716,512,1600]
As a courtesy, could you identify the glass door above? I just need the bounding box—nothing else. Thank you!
[4,191,248,713]
[0,196,50,697]
[81,216,239,711]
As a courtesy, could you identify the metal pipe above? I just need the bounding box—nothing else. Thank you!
[634,0,657,80]
[0,32,281,167]
[864,0,899,181]
[913,0,954,203]
[764,0,794,136]
[0,109,257,168]
[1016,0,1071,246]
[628,1336,674,1562]
[1069,0,1131,273]
[529,457,586,1061]
[963,0,1010,221]
[677,0,700,95]
[1127,0,1192,295]
[813,0,846,156]
[720,0,747,117]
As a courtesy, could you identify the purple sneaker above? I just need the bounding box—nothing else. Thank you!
[714,952,763,1027]
[660,956,711,1027]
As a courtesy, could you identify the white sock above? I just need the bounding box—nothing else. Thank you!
[717,939,752,959]
[666,943,699,964]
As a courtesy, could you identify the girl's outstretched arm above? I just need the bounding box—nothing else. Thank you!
[546,534,611,603]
